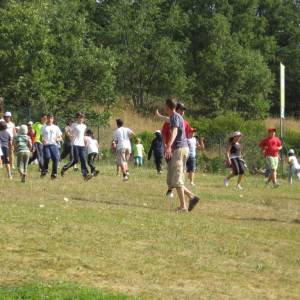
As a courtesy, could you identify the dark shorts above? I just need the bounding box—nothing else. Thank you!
[1,146,10,164]
[231,157,245,175]
[186,156,196,172]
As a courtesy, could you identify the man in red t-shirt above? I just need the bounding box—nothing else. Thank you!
[160,102,192,147]
[259,128,282,187]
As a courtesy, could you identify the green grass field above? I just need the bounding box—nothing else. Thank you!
[0,162,299,300]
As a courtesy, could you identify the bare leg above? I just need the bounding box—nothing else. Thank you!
[176,187,187,209]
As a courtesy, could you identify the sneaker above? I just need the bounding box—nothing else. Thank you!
[60,168,65,177]
[93,170,100,177]
[236,184,243,190]
[224,178,229,187]
[40,171,47,178]
[176,207,188,213]
[190,181,195,186]
[51,174,57,180]
[166,189,174,198]
[188,196,200,212]
[21,174,26,183]
[8,175,13,180]
[123,175,129,181]
[126,171,130,177]
[84,175,93,181]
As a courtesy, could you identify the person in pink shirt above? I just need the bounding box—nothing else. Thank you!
[259,128,282,188]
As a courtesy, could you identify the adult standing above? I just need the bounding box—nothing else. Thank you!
[259,128,282,188]
[61,112,91,180]
[164,98,200,212]
[41,114,62,179]
[224,131,245,190]
[3,112,16,170]
[29,114,47,169]
[113,119,135,181]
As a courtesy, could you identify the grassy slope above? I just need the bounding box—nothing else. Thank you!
[0,164,299,300]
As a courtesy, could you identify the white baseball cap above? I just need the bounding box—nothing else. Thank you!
[27,121,33,125]
[4,111,12,117]
[230,131,242,138]
[288,149,295,155]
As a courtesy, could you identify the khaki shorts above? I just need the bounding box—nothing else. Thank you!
[117,148,130,165]
[266,156,279,170]
[167,147,189,188]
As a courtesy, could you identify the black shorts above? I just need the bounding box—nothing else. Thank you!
[186,156,196,172]
[1,146,10,164]
[230,157,245,175]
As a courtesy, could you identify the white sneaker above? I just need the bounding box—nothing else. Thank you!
[224,178,229,187]
[9,175,13,180]
[123,175,129,181]
[166,189,174,198]
[190,182,195,186]
[236,184,243,190]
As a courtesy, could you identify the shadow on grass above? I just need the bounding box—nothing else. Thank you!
[230,217,300,225]
[70,196,170,212]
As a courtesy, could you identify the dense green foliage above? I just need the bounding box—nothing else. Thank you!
[0,0,299,117]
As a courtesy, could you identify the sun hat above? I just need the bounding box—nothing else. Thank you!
[288,149,295,155]
[230,131,242,138]
[4,111,12,117]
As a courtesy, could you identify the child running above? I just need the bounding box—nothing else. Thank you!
[133,138,145,166]
[286,149,300,184]
[14,125,32,182]
[85,129,99,177]
[224,131,245,190]
[0,121,13,179]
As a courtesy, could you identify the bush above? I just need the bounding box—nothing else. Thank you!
[284,130,300,155]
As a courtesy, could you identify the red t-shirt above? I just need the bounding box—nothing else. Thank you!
[161,119,192,145]
[259,136,282,157]
[27,129,36,144]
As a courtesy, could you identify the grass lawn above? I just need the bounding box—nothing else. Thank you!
[0,162,299,299]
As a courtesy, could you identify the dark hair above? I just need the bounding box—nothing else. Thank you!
[66,117,72,125]
[76,112,85,118]
[228,137,234,144]
[0,121,7,130]
[85,129,93,137]
[40,113,47,118]
[116,118,123,127]
[165,98,177,110]
[176,102,186,111]
[47,113,54,118]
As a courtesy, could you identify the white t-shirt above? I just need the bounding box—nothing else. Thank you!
[6,121,16,138]
[289,156,300,169]
[187,137,198,158]
[41,124,62,145]
[71,123,86,147]
[113,127,133,151]
[85,136,99,154]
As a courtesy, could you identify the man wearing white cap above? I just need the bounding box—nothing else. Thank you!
[3,112,16,169]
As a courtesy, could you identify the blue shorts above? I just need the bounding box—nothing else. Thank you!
[1,146,10,164]
[186,156,196,172]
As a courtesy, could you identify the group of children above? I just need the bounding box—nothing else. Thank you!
[0,112,99,182]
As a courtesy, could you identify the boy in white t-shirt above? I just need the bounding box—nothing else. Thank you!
[41,114,62,179]
[113,119,135,181]
[287,149,300,184]
[3,111,16,169]
[61,112,91,180]
[85,129,99,176]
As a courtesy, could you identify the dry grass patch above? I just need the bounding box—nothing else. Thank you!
[0,164,300,299]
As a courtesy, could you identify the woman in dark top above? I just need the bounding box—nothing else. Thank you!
[148,130,164,174]
[224,131,245,190]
